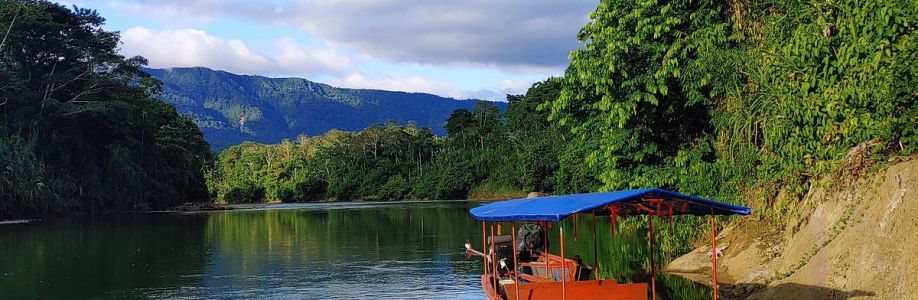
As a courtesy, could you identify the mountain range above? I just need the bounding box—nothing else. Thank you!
[146,67,506,151]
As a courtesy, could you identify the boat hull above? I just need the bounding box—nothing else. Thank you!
[481,275,647,300]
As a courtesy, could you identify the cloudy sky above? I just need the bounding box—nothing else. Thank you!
[58,0,596,100]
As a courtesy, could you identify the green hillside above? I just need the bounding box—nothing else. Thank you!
[147,67,506,150]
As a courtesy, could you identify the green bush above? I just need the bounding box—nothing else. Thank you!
[223,180,265,203]
[409,171,439,200]
[378,176,410,201]
[719,0,917,183]
[0,135,57,218]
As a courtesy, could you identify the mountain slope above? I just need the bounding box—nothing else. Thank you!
[146,67,505,150]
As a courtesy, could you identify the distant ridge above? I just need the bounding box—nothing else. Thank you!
[146,67,505,151]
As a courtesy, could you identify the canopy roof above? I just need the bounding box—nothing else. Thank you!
[469,188,751,222]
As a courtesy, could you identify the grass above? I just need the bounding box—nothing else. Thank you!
[467,182,528,200]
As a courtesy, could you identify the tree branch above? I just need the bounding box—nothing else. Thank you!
[0,1,23,52]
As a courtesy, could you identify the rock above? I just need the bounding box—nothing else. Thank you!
[527,192,551,198]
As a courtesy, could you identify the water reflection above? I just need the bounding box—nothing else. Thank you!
[0,214,210,299]
[196,202,484,299]
[546,216,713,300]
[0,201,711,299]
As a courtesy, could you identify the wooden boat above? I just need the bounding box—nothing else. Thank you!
[466,188,751,300]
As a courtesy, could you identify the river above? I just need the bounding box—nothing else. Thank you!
[0,201,711,299]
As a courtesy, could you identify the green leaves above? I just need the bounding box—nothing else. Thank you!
[722,0,917,185]
[548,0,735,191]
[206,80,575,203]
[544,0,915,229]
[1,1,213,217]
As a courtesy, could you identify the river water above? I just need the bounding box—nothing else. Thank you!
[0,201,711,299]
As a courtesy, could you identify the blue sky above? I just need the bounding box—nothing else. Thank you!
[57,0,596,100]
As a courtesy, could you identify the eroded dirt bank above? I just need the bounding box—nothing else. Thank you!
[665,158,917,299]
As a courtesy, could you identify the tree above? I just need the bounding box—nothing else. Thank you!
[543,0,738,190]
[0,1,212,216]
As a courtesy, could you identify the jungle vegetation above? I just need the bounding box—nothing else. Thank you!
[1,1,212,219]
[206,0,916,259]
[207,79,572,203]
[212,0,916,209]
[3,0,915,253]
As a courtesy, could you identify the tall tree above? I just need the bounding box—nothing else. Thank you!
[1,1,212,217]
[543,0,738,190]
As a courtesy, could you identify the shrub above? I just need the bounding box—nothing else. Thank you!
[378,176,410,201]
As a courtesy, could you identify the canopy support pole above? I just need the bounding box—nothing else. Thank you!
[710,209,719,300]
[668,205,674,234]
[491,224,498,290]
[560,222,567,300]
[511,222,520,300]
[544,222,551,279]
[610,206,617,236]
[592,213,599,279]
[649,214,656,300]
[482,221,488,280]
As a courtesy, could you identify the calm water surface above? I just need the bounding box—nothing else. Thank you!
[0,201,711,299]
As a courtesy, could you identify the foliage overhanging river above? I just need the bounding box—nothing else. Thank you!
[1,201,712,299]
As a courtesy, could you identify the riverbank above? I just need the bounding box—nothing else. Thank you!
[665,156,918,299]
[198,193,525,213]
[223,198,502,211]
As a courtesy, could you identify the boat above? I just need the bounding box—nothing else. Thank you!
[465,188,750,300]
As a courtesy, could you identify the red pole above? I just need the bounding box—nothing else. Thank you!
[560,222,567,300]
[610,207,617,236]
[649,214,656,300]
[711,209,719,300]
[511,222,520,300]
[543,222,551,279]
[592,213,599,279]
[669,205,674,234]
[482,221,488,278]
[491,224,498,289]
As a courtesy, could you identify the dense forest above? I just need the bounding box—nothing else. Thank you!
[0,1,212,219]
[212,0,916,204]
[208,0,916,256]
[208,79,571,203]
[147,67,505,151]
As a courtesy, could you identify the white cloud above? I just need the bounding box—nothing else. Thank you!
[326,74,543,101]
[87,0,583,99]
[119,27,352,76]
[294,0,595,68]
[119,26,527,100]
[329,73,467,100]
[274,38,353,74]
[495,79,536,91]
[88,0,594,70]
[111,0,276,25]
[282,0,595,69]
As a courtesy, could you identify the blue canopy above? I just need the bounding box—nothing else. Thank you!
[469,188,751,222]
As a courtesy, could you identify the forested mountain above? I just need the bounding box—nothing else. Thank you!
[146,67,506,150]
